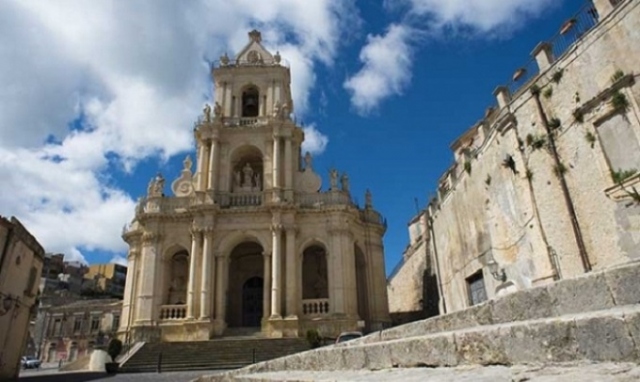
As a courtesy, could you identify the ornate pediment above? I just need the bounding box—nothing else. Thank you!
[232,30,278,66]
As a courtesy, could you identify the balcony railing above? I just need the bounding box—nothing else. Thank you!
[301,299,330,317]
[159,305,186,321]
[296,191,354,208]
[223,117,270,128]
[214,191,263,207]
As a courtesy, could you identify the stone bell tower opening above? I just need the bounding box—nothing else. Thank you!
[242,86,260,117]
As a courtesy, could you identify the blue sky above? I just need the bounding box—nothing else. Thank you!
[0,0,587,273]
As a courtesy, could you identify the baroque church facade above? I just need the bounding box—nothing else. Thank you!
[119,31,390,342]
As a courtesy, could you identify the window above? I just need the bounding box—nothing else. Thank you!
[73,317,82,333]
[466,271,488,306]
[51,318,62,336]
[112,315,120,332]
[597,113,640,182]
[90,317,100,332]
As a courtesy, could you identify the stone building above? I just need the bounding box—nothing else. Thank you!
[37,299,122,363]
[389,0,640,316]
[84,263,127,299]
[0,216,45,380]
[120,30,389,342]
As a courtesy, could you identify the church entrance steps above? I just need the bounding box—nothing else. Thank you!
[222,327,265,339]
[193,260,640,381]
[119,337,309,373]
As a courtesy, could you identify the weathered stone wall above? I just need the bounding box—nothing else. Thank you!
[390,0,640,315]
[387,240,427,313]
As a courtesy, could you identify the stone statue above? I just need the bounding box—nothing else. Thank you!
[203,103,212,122]
[243,163,254,187]
[214,102,222,118]
[341,173,350,192]
[274,51,281,64]
[220,53,229,66]
[365,189,372,208]
[254,173,262,190]
[281,102,290,119]
[135,197,144,215]
[148,173,165,197]
[273,101,281,118]
[304,152,312,170]
[183,156,192,172]
[329,169,338,190]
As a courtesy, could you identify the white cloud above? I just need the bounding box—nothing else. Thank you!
[301,125,329,155]
[403,0,557,34]
[344,25,414,115]
[0,0,353,263]
[110,255,128,267]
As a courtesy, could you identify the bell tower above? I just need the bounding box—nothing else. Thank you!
[192,30,303,204]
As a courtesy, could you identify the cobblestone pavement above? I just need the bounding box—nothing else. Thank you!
[215,362,640,382]
[18,369,226,382]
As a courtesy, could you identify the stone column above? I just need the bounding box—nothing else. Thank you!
[196,141,206,191]
[285,227,297,318]
[262,252,272,320]
[187,231,201,319]
[271,225,282,318]
[120,249,138,330]
[284,137,293,201]
[199,232,214,319]
[207,137,219,192]
[214,254,227,323]
[328,230,344,315]
[341,232,358,317]
[272,135,281,202]
[136,233,159,324]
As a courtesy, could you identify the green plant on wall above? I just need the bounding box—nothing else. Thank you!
[611,91,629,111]
[464,160,472,174]
[611,168,638,184]
[573,108,584,123]
[551,69,564,84]
[611,69,625,84]
[553,162,568,178]
[526,169,534,180]
[543,86,553,99]
[526,134,547,151]
[548,117,561,130]
[485,174,492,186]
[585,131,597,148]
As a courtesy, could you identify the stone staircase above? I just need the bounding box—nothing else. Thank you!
[193,260,640,381]
[119,336,309,373]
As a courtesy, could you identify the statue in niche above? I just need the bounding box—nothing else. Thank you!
[365,189,373,208]
[203,103,212,122]
[329,169,339,190]
[304,152,312,170]
[213,102,222,118]
[242,163,254,187]
[341,172,350,192]
[254,173,262,190]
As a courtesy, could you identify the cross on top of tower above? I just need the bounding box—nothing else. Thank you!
[248,30,262,43]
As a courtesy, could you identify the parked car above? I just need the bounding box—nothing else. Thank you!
[335,331,363,344]
[21,356,41,369]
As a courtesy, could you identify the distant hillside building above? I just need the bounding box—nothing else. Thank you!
[120,30,390,342]
[84,263,127,299]
[0,216,45,380]
[389,0,640,317]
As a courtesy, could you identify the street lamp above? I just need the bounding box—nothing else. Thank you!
[486,259,507,283]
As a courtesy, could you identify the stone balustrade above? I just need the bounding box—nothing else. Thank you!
[214,191,263,207]
[159,305,187,320]
[296,192,353,208]
[301,299,330,317]
[223,117,270,127]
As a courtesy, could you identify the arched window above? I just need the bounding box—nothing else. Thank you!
[302,245,328,299]
[242,86,259,117]
[168,251,189,304]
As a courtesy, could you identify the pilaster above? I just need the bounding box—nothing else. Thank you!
[136,232,161,325]
[284,136,293,202]
[262,251,272,321]
[285,227,298,318]
[272,133,281,202]
[270,224,283,318]
[214,252,228,328]
[207,135,219,192]
[187,230,202,319]
[199,231,214,320]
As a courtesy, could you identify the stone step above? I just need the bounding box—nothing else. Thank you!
[196,304,640,381]
[360,260,640,346]
[120,337,309,373]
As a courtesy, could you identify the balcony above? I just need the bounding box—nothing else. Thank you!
[159,305,187,321]
[301,299,330,317]
[222,117,270,128]
[214,191,263,208]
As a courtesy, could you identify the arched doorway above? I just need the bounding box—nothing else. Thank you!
[227,241,264,327]
[242,277,264,327]
[242,86,260,117]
